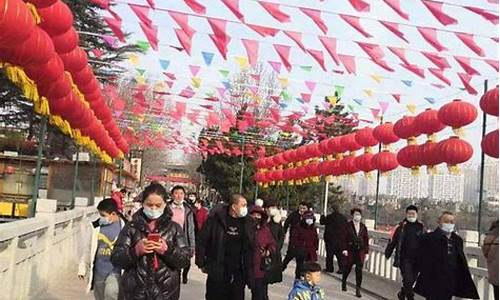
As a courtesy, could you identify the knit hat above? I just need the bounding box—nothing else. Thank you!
[406,205,418,213]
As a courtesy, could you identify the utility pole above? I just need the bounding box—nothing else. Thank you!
[30,117,47,217]
[239,136,245,194]
[71,149,80,209]
[373,115,384,229]
[477,80,488,242]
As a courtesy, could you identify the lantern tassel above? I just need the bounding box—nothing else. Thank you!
[426,165,438,175]
[452,128,465,138]
[26,3,41,24]
[410,167,420,176]
[447,165,461,175]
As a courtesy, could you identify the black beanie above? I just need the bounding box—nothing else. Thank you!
[406,205,418,213]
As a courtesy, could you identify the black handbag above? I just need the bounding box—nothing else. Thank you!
[260,254,273,272]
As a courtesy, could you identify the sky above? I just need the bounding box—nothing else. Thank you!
[101,0,499,162]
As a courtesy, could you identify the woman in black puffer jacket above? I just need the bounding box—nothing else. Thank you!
[111,183,191,300]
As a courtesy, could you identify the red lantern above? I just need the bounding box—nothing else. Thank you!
[355,153,375,173]
[372,151,399,173]
[341,133,362,153]
[438,137,473,167]
[438,100,477,130]
[480,87,499,117]
[297,146,308,161]
[25,53,64,83]
[419,141,442,171]
[319,138,330,155]
[355,127,378,148]
[27,0,58,8]
[305,143,322,158]
[373,122,400,145]
[394,116,420,140]
[72,65,94,86]
[38,1,74,36]
[37,74,71,99]
[255,159,264,169]
[330,160,343,176]
[51,28,79,54]
[397,145,420,169]
[341,155,359,174]
[60,47,89,73]
[415,109,445,136]
[48,93,73,116]
[481,130,499,159]
[66,104,93,129]
[327,137,345,155]
[318,160,329,175]
[0,0,36,46]
[5,29,54,66]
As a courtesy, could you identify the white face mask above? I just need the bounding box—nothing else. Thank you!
[269,208,279,216]
[305,219,314,225]
[272,214,281,223]
[353,214,362,222]
[143,206,164,219]
[407,216,417,223]
[441,223,455,233]
[255,199,264,207]
[99,216,112,226]
[238,206,248,218]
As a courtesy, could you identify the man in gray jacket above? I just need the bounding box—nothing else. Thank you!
[169,185,196,284]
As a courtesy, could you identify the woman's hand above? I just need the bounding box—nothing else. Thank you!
[342,250,348,256]
[260,247,270,257]
[135,239,163,256]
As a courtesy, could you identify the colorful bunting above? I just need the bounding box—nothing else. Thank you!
[219,69,230,77]
[454,56,479,75]
[424,97,436,104]
[301,93,312,103]
[129,4,152,26]
[184,0,206,14]
[209,34,231,59]
[371,74,383,83]
[401,63,425,78]
[192,77,202,88]
[246,24,279,37]
[168,11,195,37]
[319,36,340,65]
[357,42,394,72]
[299,7,328,34]
[258,1,290,22]
[428,68,451,85]
[406,103,417,114]
[284,31,306,52]
[455,33,485,57]
[300,65,313,72]
[364,89,374,97]
[242,39,259,67]
[207,18,228,38]
[485,59,499,72]
[379,21,408,43]
[341,15,372,38]
[334,85,345,96]
[159,59,170,70]
[274,44,292,72]
[221,0,245,21]
[417,27,447,52]
[139,23,158,51]
[421,0,457,26]
[339,55,356,74]
[392,94,401,103]
[234,56,249,69]
[370,108,381,119]
[421,51,450,69]
[457,73,478,95]
[146,0,155,9]
[353,99,364,106]
[269,61,282,73]
[189,65,201,76]
[388,47,410,65]
[382,0,409,20]
[103,17,125,42]
[349,0,370,12]
[128,53,140,65]
[136,40,150,52]
[174,28,193,55]
[307,49,327,71]
[202,51,214,66]
[305,81,316,92]
[464,6,498,25]
[402,80,413,87]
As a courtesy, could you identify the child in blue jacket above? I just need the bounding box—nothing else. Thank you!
[288,261,325,300]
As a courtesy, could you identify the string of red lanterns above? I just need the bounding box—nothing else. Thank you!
[480,86,499,159]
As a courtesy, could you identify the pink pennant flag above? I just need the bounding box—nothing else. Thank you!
[341,15,372,38]
[221,0,245,21]
[485,59,499,72]
[339,54,356,74]
[207,18,227,38]
[379,101,389,114]
[139,23,158,51]
[176,101,186,116]
[400,63,425,78]
[388,47,410,65]
[221,108,237,125]
[206,112,220,127]
[249,86,258,95]
[250,74,260,81]
[299,7,328,34]
[455,33,485,57]
[421,0,457,26]
[307,49,327,71]
[184,0,206,14]
[270,95,280,104]
[164,72,176,80]
[357,42,394,72]
[259,1,290,22]
[417,27,447,52]
[189,65,201,76]
[429,68,451,85]
[274,44,292,72]
[242,39,259,66]
[379,21,408,43]
[107,7,122,21]
[305,80,316,92]
[301,93,312,103]
[146,0,155,9]
[318,36,340,65]
[268,61,282,73]
[179,86,195,98]
[392,94,401,103]
[270,107,281,122]
[169,11,195,37]
[166,81,174,89]
[91,48,104,58]
[209,34,231,59]
[465,6,498,25]
[216,87,226,98]
[349,0,370,12]
[421,51,450,69]
[104,17,125,42]
[284,31,306,52]
[129,4,152,26]
[246,24,279,37]
[238,120,250,133]
[174,28,193,55]
[457,73,477,95]
[382,0,409,20]
[431,83,445,89]
[370,108,381,119]
[454,56,480,75]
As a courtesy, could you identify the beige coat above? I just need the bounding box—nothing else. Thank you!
[482,224,499,286]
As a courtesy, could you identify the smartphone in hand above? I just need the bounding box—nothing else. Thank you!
[147,233,161,242]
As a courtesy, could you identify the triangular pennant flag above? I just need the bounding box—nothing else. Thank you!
[184,0,206,14]
[464,6,498,25]
[174,28,193,55]
[284,31,306,52]
[392,94,401,103]
[424,97,436,104]
[139,23,158,51]
[318,36,340,65]
[300,65,313,72]
[168,11,195,37]
[102,35,118,48]
[216,87,226,97]
[274,44,292,72]
[241,39,259,67]
[136,68,146,76]
[334,85,344,96]
[268,61,282,73]
[179,86,195,98]
[246,24,279,37]
[327,96,338,106]
[485,59,499,72]
[301,93,312,103]
[339,55,356,74]
[166,81,174,89]
[379,21,408,43]
[222,81,231,90]
[250,74,260,81]
[421,51,450,69]
[371,74,383,83]
[370,108,381,119]
[270,95,281,104]
[455,33,485,57]
[382,0,409,20]
[407,103,417,114]
[401,63,425,78]
[201,51,214,66]
[305,81,316,92]
[189,65,201,76]
[431,83,445,89]
[364,89,374,97]
[249,86,258,95]
[221,0,245,21]
[347,104,355,112]
[159,59,170,70]
[278,77,289,87]
[258,1,290,22]
[207,18,228,38]
[163,72,176,80]
[128,53,139,65]
[402,80,413,87]
[421,0,457,26]
[270,107,281,122]
[379,101,389,114]
[428,68,451,86]
[349,0,370,12]
[281,90,290,101]
[103,17,125,42]
[234,56,249,69]
[299,7,328,34]
[219,69,230,77]
[417,27,447,52]
[388,47,410,65]
[455,56,480,75]
[146,0,155,9]
[136,40,150,52]
[357,42,394,72]
[129,4,152,26]
[296,98,304,104]
[341,15,372,38]
[307,49,327,71]
[353,99,364,106]
[209,34,231,59]
[457,73,478,95]
[192,77,202,88]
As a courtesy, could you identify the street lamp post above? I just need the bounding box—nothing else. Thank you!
[29,116,47,217]
[239,136,245,194]
[477,80,488,241]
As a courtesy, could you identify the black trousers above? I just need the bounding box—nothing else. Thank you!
[182,261,190,281]
[325,242,342,272]
[342,251,363,287]
[494,284,499,300]
[251,278,269,300]
[206,272,245,300]
[282,246,294,270]
[399,259,418,297]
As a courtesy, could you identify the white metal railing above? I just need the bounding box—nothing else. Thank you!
[0,200,97,300]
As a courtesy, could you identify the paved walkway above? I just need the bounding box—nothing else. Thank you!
[37,259,376,300]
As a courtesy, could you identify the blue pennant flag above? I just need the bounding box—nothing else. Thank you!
[402,80,413,87]
[222,81,231,90]
[353,99,364,106]
[424,97,436,104]
[159,59,170,70]
[202,51,214,66]
[279,103,288,109]
[296,98,304,104]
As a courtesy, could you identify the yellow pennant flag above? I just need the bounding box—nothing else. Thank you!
[326,96,338,106]
[136,75,145,84]
[364,89,374,98]
[278,77,289,88]
[128,54,139,65]
[406,103,417,114]
[370,74,383,84]
[234,56,249,69]
[192,77,202,88]
[154,81,165,92]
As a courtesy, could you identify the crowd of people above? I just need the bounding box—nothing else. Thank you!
[77,182,499,300]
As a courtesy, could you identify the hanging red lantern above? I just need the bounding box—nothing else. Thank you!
[38,1,74,36]
[481,129,499,159]
[318,160,329,175]
[319,138,330,155]
[480,87,499,117]
[79,77,100,95]
[330,160,344,176]
[327,137,345,156]
[66,104,93,129]
[419,141,442,173]
[373,122,400,145]
[305,143,322,159]
[438,100,477,132]
[27,0,58,8]
[341,155,359,174]
[37,74,71,99]
[48,93,73,116]
[72,65,94,87]
[355,127,378,149]
[25,53,65,83]
[297,146,309,161]
[394,116,420,141]
[255,158,265,169]
[5,29,54,66]
[415,109,446,138]
[342,133,362,153]
[0,0,36,46]
[372,151,399,173]
[355,153,375,173]
[438,137,473,173]
[397,145,420,170]
[282,150,293,163]
[60,47,89,73]
[51,28,79,54]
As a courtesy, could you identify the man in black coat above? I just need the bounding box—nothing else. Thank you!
[282,201,310,271]
[414,211,479,300]
[195,194,254,300]
[320,204,347,274]
[385,205,425,300]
